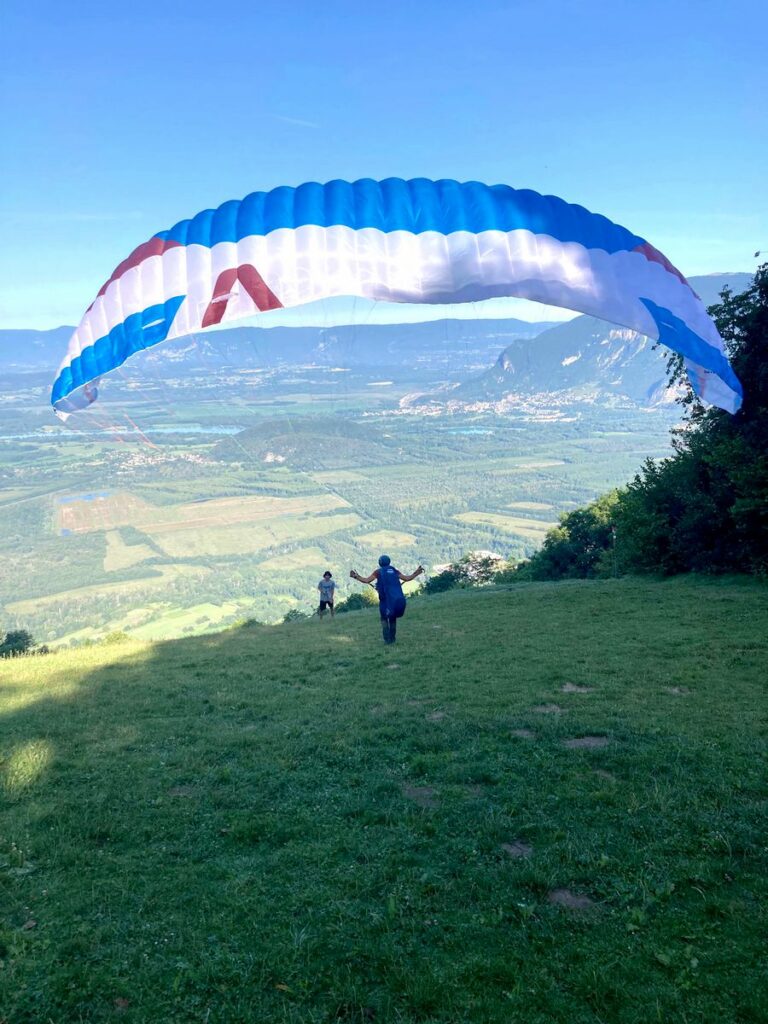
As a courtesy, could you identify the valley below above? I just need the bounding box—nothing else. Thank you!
[0,327,680,644]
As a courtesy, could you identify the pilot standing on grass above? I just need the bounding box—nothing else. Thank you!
[350,555,424,644]
[317,571,337,619]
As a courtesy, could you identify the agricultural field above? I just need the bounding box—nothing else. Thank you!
[258,547,328,572]
[454,512,557,540]
[356,530,418,548]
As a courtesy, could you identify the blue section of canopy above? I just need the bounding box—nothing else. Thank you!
[52,296,185,408]
[640,297,743,405]
[154,178,646,255]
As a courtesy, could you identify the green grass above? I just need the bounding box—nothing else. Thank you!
[1,577,767,1023]
[356,530,418,548]
[127,600,260,641]
[454,512,556,539]
[7,565,209,616]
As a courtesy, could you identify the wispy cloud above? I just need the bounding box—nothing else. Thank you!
[267,113,320,129]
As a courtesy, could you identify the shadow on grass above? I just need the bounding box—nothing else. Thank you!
[3,613,455,1020]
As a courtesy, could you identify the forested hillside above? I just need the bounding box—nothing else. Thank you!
[509,268,768,579]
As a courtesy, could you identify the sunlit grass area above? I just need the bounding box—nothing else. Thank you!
[1,577,766,1022]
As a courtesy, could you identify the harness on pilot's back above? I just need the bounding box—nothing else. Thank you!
[377,565,407,618]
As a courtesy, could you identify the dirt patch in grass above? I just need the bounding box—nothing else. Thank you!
[426,710,446,722]
[531,704,564,714]
[593,768,616,781]
[665,686,691,696]
[512,728,535,739]
[561,683,594,694]
[501,840,533,859]
[168,786,196,798]
[562,736,610,749]
[387,663,401,671]
[402,784,438,809]
[548,888,595,911]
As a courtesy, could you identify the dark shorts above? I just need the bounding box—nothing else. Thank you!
[319,600,334,610]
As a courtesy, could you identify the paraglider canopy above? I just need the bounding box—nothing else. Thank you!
[51,178,742,416]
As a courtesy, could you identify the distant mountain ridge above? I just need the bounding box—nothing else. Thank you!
[0,317,555,375]
[0,326,74,370]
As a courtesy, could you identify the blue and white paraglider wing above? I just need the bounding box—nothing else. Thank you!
[51,178,742,416]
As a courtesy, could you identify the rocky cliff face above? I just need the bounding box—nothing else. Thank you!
[435,274,753,409]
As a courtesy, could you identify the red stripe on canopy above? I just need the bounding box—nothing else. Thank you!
[86,237,183,311]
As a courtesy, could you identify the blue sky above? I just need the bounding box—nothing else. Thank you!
[1,0,765,329]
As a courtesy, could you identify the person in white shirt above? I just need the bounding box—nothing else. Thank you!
[317,571,337,618]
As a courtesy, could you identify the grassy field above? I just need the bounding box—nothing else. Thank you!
[57,493,350,536]
[507,502,554,512]
[259,547,329,572]
[1,576,766,1023]
[7,565,210,617]
[103,531,156,572]
[356,530,418,549]
[127,601,262,642]
[454,512,556,540]
[150,513,364,558]
[49,599,273,649]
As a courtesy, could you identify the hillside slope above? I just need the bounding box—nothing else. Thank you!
[2,578,766,1023]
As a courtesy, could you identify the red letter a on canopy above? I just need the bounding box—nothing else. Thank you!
[201,265,283,328]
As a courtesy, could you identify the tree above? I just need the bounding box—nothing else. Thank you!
[282,609,309,623]
[0,629,36,657]
[513,267,768,578]
[335,590,378,614]
[422,567,463,594]
[455,552,505,584]
[511,491,620,580]
[422,552,506,594]
[616,265,768,574]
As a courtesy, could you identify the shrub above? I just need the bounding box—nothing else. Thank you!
[282,609,309,623]
[103,631,130,645]
[336,590,378,613]
[0,629,36,658]
[422,569,462,594]
[422,552,505,594]
[492,560,522,584]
